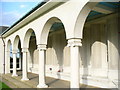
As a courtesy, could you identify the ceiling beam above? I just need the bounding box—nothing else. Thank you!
[92,4,115,14]
[92,7,113,14]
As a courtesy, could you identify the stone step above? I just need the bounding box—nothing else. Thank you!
[2,72,111,89]
[2,78,18,88]
[2,74,33,88]
[11,75,37,88]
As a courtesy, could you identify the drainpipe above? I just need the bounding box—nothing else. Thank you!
[1,35,5,74]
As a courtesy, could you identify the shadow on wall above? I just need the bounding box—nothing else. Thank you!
[29,35,37,71]
[47,29,67,79]
[80,12,119,86]
[80,23,108,86]
[53,30,67,79]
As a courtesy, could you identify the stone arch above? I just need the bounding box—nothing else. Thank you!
[74,0,119,38]
[23,28,37,48]
[7,39,12,51]
[23,28,37,73]
[6,39,12,73]
[13,35,21,50]
[39,16,69,79]
[74,2,99,38]
[40,17,67,44]
[74,0,119,80]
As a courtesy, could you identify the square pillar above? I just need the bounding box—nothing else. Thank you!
[67,39,82,88]
[37,44,48,88]
[12,50,18,77]
[5,50,10,74]
[21,48,29,81]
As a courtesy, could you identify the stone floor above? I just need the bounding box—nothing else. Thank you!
[1,71,109,89]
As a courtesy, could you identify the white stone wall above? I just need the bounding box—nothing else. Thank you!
[1,1,118,88]
[30,15,119,79]
[0,37,4,74]
[46,30,68,73]
[83,24,108,77]
[27,36,37,72]
[24,14,119,88]
[47,15,119,88]
[107,16,119,80]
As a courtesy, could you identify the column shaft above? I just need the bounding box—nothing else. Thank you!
[37,44,48,88]
[5,51,10,74]
[70,46,80,88]
[67,39,82,88]
[12,51,18,77]
[21,48,29,81]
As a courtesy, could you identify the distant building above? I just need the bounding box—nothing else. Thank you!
[0,26,9,35]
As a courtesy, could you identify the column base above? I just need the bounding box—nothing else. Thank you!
[5,72,10,74]
[21,78,29,81]
[5,71,10,74]
[12,74,18,77]
[37,84,48,88]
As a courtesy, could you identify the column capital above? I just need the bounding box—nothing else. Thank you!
[12,50,18,54]
[67,38,82,47]
[37,44,46,51]
[22,48,28,53]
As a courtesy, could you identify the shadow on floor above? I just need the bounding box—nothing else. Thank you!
[29,76,38,80]
[47,79,60,86]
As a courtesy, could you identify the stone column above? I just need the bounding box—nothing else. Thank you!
[21,48,29,81]
[37,44,48,88]
[67,39,82,88]
[12,50,18,77]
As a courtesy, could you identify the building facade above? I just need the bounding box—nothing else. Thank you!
[0,0,120,88]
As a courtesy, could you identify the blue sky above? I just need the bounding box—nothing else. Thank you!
[0,1,43,27]
[0,1,43,57]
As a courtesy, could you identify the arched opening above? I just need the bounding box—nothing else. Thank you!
[40,17,70,87]
[6,40,12,73]
[75,1,119,88]
[28,31,37,73]
[12,35,22,74]
[46,22,68,76]
[23,29,37,74]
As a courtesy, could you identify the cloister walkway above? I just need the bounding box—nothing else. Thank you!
[1,71,105,89]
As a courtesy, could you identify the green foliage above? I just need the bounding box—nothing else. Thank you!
[0,81,12,90]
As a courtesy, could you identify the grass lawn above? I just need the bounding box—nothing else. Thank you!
[0,81,12,89]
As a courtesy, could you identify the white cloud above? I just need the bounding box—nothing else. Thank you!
[20,5,27,8]
[0,11,25,26]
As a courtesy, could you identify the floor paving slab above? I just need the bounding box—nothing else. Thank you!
[1,71,108,89]
[2,73,32,88]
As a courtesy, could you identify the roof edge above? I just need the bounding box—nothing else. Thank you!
[1,1,48,36]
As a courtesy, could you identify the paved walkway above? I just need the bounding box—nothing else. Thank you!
[1,71,105,89]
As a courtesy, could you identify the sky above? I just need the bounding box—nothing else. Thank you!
[1,0,119,27]
[0,1,43,27]
[0,1,43,57]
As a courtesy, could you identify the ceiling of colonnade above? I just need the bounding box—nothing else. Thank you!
[87,2,120,21]
[45,2,120,32]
